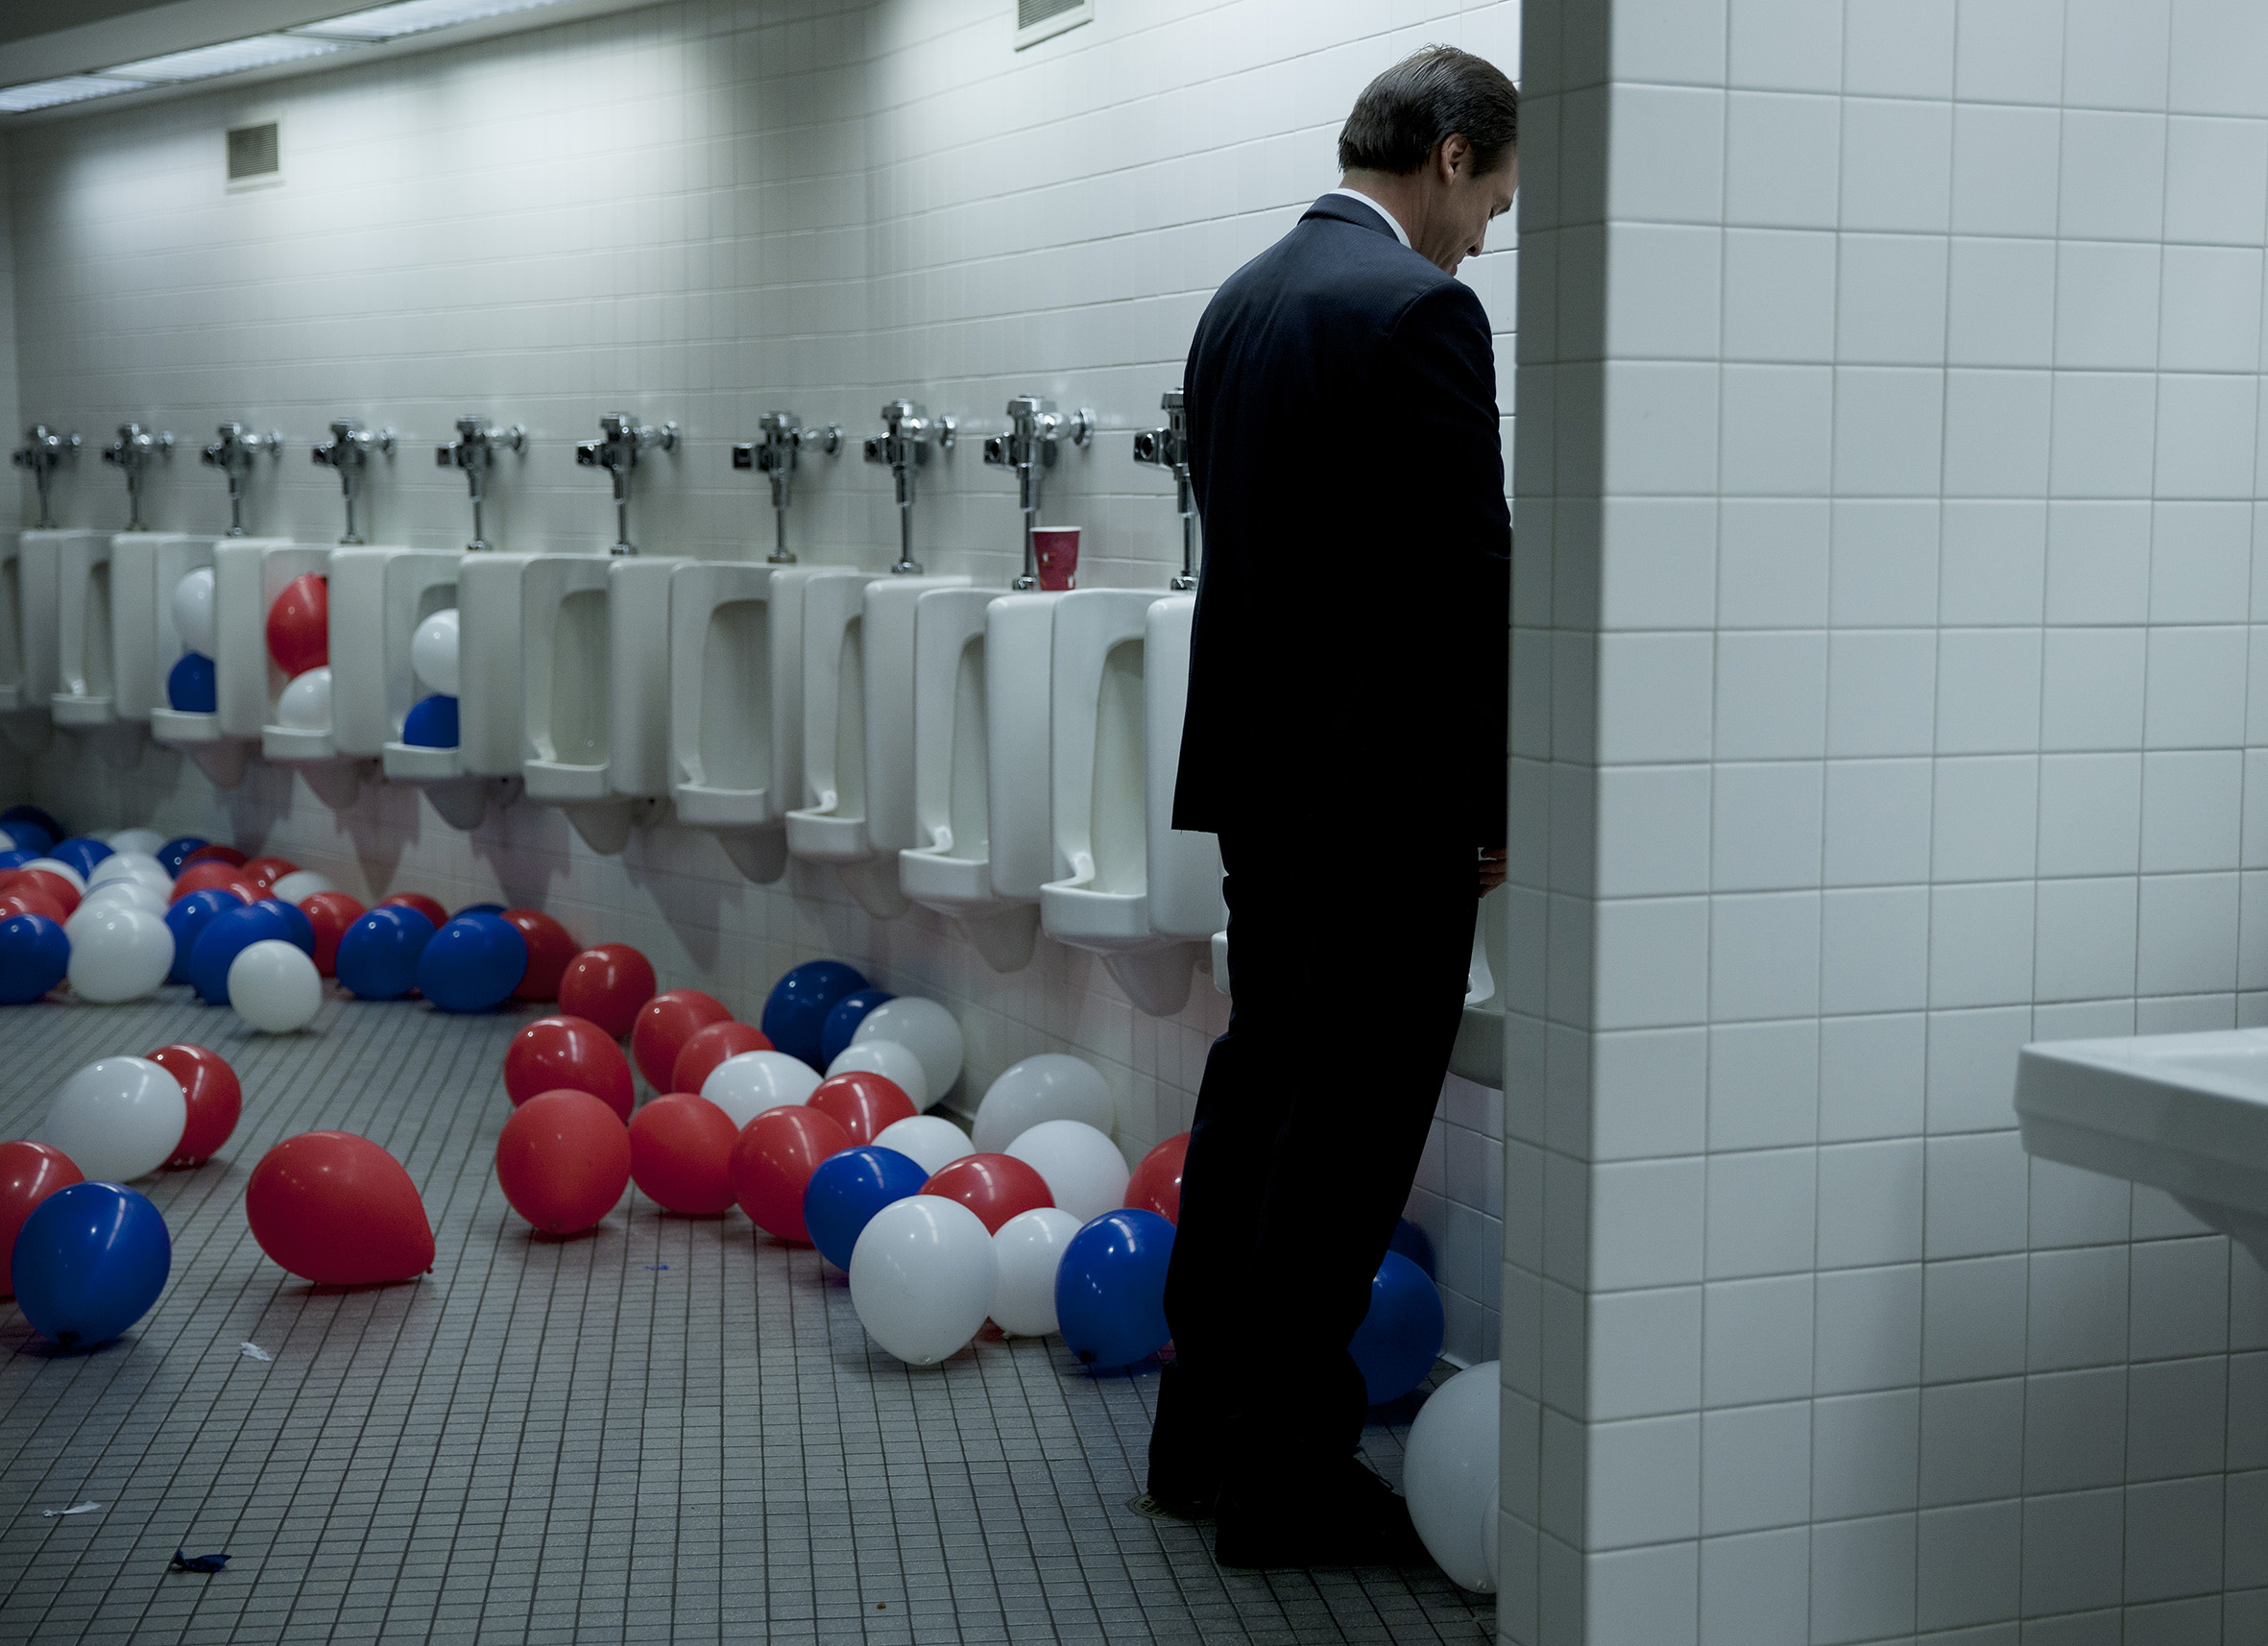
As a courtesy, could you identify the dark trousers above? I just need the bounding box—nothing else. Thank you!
[1148,829,1476,1514]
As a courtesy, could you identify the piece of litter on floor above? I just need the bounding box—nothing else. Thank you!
[170,1549,229,1573]
[238,1342,272,1362]
[42,1503,100,1517]
[645,1264,667,1271]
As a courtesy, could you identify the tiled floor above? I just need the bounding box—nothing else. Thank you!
[0,989,1494,1643]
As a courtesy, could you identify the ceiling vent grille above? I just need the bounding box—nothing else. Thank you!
[226,120,279,185]
[1015,0,1091,50]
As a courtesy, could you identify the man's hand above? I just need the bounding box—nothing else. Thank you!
[1478,848,1508,894]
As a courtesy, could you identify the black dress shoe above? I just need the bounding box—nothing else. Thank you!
[1212,1459,1432,1568]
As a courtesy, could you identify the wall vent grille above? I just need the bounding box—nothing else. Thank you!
[1015,0,1090,50]
[226,121,278,183]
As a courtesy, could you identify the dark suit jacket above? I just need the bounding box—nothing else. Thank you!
[1171,192,1511,849]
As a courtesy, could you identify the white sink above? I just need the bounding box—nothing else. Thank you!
[2015,1029,2268,1269]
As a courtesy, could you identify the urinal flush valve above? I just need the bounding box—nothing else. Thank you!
[574,413,677,555]
[310,421,396,545]
[201,424,283,538]
[1133,388,1198,592]
[12,424,81,530]
[101,424,173,533]
[982,395,1094,591]
[862,399,954,575]
[733,412,839,565]
[435,417,525,552]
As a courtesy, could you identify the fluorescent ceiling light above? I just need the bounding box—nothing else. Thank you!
[109,34,346,84]
[0,75,153,113]
[290,0,565,43]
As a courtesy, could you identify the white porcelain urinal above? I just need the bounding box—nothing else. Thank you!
[0,531,64,755]
[784,570,969,917]
[1450,884,1510,1088]
[48,531,141,763]
[519,553,683,854]
[457,552,534,801]
[150,536,265,787]
[900,587,1051,970]
[1142,594,1225,947]
[225,542,367,810]
[108,533,195,726]
[1040,588,1209,1016]
[669,561,787,883]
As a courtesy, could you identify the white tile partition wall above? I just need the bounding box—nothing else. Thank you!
[1510,0,2268,1641]
[0,1,1520,1364]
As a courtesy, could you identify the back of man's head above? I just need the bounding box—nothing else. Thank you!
[1338,46,1520,177]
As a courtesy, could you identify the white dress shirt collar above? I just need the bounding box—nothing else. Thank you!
[1318,186,1412,250]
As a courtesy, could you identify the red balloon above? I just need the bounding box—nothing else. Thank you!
[246,1131,433,1286]
[631,988,731,1093]
[147,1043,242,1166]
[495,1090,630,1235]
[181,844,248,870]
[922,1152,1054,1234]
[0,887,67,925]
[6,868,79,916]
[672,1021,774,1097]
[267,572,328,676]
[558,943,657,1040]
[502,908,577,1001]
[627,1093,739,1215]
[1126,1131,1191,1223]
[171,861,252,904]
[502,1015,633,1120]
[0,1141,83,1296]
[376,891,446,929]
[808,1070,917,1146]
[729,1105,851,1244]
[298,890,366,977]
[242,855,299,889]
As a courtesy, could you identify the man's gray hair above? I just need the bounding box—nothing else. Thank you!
[1337,45,1519,178]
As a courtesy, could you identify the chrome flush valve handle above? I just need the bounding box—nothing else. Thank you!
[12,424,82,530]
[435,418,525,551]
[983,395,1096,590]
[732,410,841,565]
[309,419,397,545]
[863,399,946,574]
[199,422,282,537]
[574,413,678,554]
[1133,388,1198,591]
[102,423,174,533]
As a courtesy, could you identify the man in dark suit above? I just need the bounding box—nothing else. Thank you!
[1147,46,1517,1569]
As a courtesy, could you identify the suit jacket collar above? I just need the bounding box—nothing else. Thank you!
[1302,191,1403,242]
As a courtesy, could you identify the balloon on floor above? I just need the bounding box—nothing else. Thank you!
[731,1106,854,1244]
[848,998,963,1106]
[1124,1132,1189,1223]
[1349,1251,1446,1406]
[10,1182,171,1348]
[807,1071,916,1147]
[971,1053,1113,1152]
[1005,1120,1128,1222]
[503,1015,633,1119]
[760,960,867,1068]
[921,1152,1052,1234]
[45,1056,186,1180]
[802,1144,928,1268]
[0,1140,83,1296]
[869,1115,970,1179]
[627,1094,739,1216]
[848,1195,997,1366]
[632,989,731,1093]
[246,1132,434,1286]
[1054,1208,1173,1368]
[147,1044,240,1167]
[988,1206,1081,1338]
[557,942,657,1039]
[824,1038,928,1111]
[1404,1360,1501,1593]
[495,1090,631,1235]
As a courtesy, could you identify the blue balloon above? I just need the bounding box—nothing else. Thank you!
[258,897,317,956]
[762,960,869,1070]
[167,652,217,714]
[0,849,32,872]
[819,987,895,1067]
[414,912,527,1014]
[402,692,458,748]
[163,888,241,983]
[334,906,435,1001]
[1056,1209,1175,1368]
[0,912,69,1005]
[803,1146,929,1270]
[1351,1251,1446,1406]
[49,835,112,882]
[186,900,293,1003]
[156,835,208,877]
[455,902,505,918]
[2,825,53,858]
[1,804,62,840]
[1388,1217,1437,1279]
[11,1182,172,1349]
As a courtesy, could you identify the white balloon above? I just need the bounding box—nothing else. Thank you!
[1004,1120,1128,1222]
[65,904,174,1003]
[848,1194,998,1365]
[871,1114,972,1178]
[990,1206,1081,1337]
[88,851,170,894]
[702,1050,820,1129]
[1405,1360,1501,1593]
[269,869,336,904]
[825,1038,928,1111]
[276,666,332,731]
[45,1056,186,1180]
[173,566,216,655]
[972,1053,1114,1153]
[850,997,963,1107]
[20,856,85,894]
[77,879,167,920]
[411,607,462,697]
[103,828,166,856]
[229,937,323,1032]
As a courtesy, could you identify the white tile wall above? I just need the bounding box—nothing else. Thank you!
[0,1,1522,1364]
[1511,0,2268,1639]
